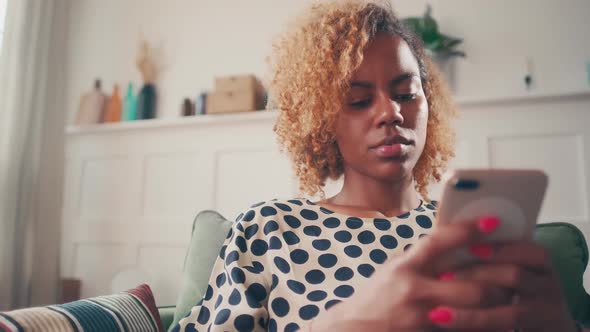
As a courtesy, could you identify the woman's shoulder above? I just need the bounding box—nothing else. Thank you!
[233,198,314,223]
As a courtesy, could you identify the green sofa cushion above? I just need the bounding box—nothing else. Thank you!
[167,211,590,331]
[169,210,233,331]
[534,222,590,326]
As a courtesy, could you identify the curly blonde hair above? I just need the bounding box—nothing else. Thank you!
[269,0,457,200]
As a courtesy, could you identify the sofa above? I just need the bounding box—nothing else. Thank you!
[159,210,590,331]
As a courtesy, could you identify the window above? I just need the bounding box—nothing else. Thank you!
[0,0,6,51]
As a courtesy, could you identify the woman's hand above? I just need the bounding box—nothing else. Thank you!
[308,217,513,332]
[433,242,578,332]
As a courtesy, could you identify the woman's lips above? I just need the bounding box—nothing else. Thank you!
[373,143,405,158]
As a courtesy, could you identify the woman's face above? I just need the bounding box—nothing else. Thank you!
[335,33,428,183]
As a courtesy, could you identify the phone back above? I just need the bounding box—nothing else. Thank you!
[437,169,548,242]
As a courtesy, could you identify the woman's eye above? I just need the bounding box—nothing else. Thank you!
[395,93,417,102]
[348,99,372,108]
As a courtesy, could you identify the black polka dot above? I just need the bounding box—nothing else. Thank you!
[228,289,241,305]
[214,308,231,325]
[251,201,265,208]
[284,215,301,229]
[287,280,306,295]
[251,239,268,256]
[323,217,340,228]
[358,264,375,278]
[258,317,266,329]
[346,217,363,229]
[301,209,319,220]
[380,235,398,249]
[226,228,233,239]
[334,285,355,298]
[370,249,388,264]
[398,212,411,219]
[373,219,391,231]
[235,236,247,253]
[306,290,327,302]
[236,213,244,222]
[305,270,326,284]
[215,272,227,287]
[358,230,376,244]
[275,203,292,212]
[396,224,414,238]
[197,306,210,325]
[303,225,322,237]
[238,221,246,231]
[204,285,213,300]
[214,294,223,309]
[288,199,303,206]
[269,236,282,250]
[334,267,354,281]
[244,224,258,240]
[290,249,309,264]
[274,256,291,274]
[318,253,338,268]
[271,274,279,291]
[245,283,267,309]
[263,221,279,235]
[268,319,277,332]
[404,243,413,251]
[319,207,334,215]
[325,299,341,310]
[299,305,320,320]
[283,231,300,245]
[219,245,227,259]
[426,202,437,210]
[285,323,300,332]
[196,298,203,306]
[226,251,239,265]
[242,210,256,222]
[334,230,352,243]
[344,245,362,258]
[416,215,433,229]
[271,297,290,317]
[231,267,246,284]
[419,233,428,238]
[312,239,331,251]
[234,314,255,332]
[261,206,278,217]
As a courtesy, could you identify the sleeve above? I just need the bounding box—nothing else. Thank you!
[174,215,270,332]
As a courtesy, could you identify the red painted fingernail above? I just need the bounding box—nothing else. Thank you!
[478,216,501,233]
[428,307,454,324]
[439,271,455,281]
[470,244,493,258]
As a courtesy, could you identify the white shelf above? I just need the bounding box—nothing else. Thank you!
[66,89,590,135]
[66,110,278,135]
[454,89,590,107]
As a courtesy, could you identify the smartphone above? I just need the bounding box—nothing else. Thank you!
[437,168,549,243]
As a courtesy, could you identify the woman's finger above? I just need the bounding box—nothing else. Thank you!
[420,277,513,307]
[447,263,544,295]
[406,217,496,270]
[488,242,553,272]
[427,304,531,331]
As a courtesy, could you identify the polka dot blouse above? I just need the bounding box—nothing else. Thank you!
[175,198,438,332]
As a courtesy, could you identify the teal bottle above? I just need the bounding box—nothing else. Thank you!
[123,82,137,121]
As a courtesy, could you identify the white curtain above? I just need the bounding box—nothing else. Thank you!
[0,0,69,310]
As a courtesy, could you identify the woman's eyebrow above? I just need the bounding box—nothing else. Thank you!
[350,73,418,89]
[389,73,418,87]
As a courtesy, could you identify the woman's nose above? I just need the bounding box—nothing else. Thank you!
[376,94,403,127]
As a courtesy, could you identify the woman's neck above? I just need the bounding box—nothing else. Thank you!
[326,171,421,218]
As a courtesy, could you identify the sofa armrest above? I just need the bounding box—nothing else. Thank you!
[158,306,176,331]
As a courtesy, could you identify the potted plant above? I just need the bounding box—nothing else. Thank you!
[402,5,465,90]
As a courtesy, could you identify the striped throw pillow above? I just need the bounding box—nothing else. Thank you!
[0,284,163,332]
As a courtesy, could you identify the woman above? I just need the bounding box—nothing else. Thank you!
[175,1,579,331]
